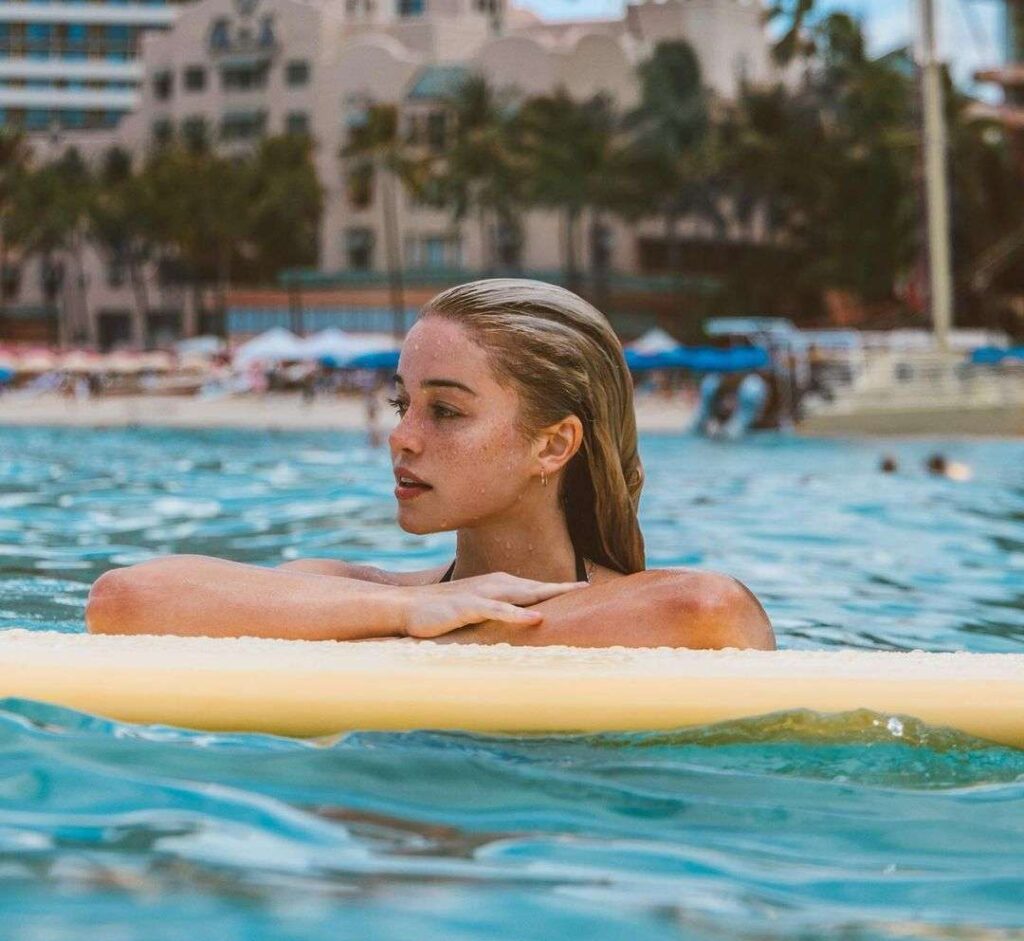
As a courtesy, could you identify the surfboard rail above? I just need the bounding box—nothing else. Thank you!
[2,630,1023,746]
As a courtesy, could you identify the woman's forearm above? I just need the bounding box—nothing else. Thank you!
[85,554,409,641]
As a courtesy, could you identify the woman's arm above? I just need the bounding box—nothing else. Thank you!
[85,556,583,641]
[85,554,409,640]
[431,569,776,650]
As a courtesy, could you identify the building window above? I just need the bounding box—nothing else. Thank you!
[397,0,424,16]
[221,63,269,91]
[589,220,613,272]
[346,227,374,270]
[406,233,461,269]
[346,161,374,209]
[426,110,446,151]
[184,65,206,92]
[1,264,20,301]
[258,15,275,48]
[40,257,64,303]
[495,220,522,268]
[209,18,230,51]
[409,176,445,209]
[153,69,172,100]
[181,115,208,149]
[61,109,87,129]
[285,60,309,86]
[151,117,173,145]
[345,0,375,14]
[106,252,126,288]
[25,108,51,131]
[220,110,266,141]
[285,111,309,136]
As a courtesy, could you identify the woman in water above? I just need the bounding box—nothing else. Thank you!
[86,279,774,649]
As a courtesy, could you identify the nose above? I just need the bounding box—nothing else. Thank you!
[388,411,424,458]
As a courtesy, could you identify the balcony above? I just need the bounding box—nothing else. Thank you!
[0,2,175,25]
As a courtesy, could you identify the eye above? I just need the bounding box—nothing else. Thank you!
[432,404,461,419]
[385,396,407,416]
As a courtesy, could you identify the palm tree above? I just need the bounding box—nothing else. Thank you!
[0,129,31,317]
[341,103,427,337]
[242,134,323,281]
[512,90,629,288]
[141,144,250,337]
[625,41,718,279]
[436,74,525,273]
[8,148,95,346]
[89,147,157,349]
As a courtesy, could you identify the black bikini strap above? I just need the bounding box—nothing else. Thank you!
[438,548,588,584]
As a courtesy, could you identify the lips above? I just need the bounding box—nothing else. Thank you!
[394,467,431,488]
[394,467,432,502]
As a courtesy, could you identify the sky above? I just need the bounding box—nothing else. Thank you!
[516,0,1008,90]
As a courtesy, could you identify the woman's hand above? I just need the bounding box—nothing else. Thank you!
[399,573,588,639]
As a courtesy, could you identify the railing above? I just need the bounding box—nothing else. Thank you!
[0,39,138,57]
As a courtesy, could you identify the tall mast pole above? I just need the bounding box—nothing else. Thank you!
[917,0,955,352]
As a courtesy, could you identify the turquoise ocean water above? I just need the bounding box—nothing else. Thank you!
[1,426,1023,939]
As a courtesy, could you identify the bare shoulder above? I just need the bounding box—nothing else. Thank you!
[276,558,446,586]
[641,567,776,650]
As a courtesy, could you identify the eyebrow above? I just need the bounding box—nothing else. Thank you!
[392,375,478,396]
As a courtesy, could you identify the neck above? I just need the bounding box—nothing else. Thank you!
[452,498,580,583]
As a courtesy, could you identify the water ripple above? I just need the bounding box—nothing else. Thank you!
[1,427,1024,938]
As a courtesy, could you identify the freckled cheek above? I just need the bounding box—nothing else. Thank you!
[434,426,529,495]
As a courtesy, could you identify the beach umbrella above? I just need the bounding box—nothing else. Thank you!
[15,350,57,373]
[138,351,174,371]
[59,350,103,373]
[103,352,145,374]
[174,335,225,358]
[233,328,305,367]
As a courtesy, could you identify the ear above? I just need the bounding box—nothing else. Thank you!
[535,414,584,477]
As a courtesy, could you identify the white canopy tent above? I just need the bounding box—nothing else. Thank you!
[626,328,683,355]
[296,329,398,362]
[233,328,305,367]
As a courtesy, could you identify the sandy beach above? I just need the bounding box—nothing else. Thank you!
[0,391,698,433]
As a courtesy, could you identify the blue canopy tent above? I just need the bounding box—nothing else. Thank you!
[323,349,401,371]
[969,346,1024,366]
[624,346,770,372]
[323,345,769,373]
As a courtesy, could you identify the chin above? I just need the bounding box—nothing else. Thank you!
[396,507,451,536]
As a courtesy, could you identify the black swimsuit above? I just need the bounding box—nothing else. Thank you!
[439,547,589,583]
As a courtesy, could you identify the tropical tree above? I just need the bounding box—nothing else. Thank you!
[717,13,919,310]
[140,144,251,336]
[341,103,430,335]
[89,147,159,348]
[8,148,96,345]
[624,41,720,278]
[242,134,323,279]
[0,129,31,315]
[511,89,633,287]
[435,74,526,273]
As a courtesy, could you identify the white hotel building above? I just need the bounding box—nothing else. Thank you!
[0,0,180,131]
[3,0,781,346]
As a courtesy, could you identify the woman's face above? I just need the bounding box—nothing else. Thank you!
[388,316,535,534]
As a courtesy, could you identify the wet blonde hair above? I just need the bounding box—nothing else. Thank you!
[423,278,645,574]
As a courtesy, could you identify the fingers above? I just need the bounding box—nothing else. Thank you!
[516,581,588,602]
[480,600,544,625]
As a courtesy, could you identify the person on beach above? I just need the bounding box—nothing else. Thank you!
[86,279,775,650]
